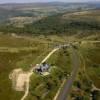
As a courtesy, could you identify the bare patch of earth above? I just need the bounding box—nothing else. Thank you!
[9,68,32,91]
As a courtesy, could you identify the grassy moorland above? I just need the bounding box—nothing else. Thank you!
[26,47,72,100]
[80,42,100,88]
[0,34,53,100]
[0,10,99,39]
[0,4,100,100]
[0,52,27,100]
[67,42,100,100]
[0,34,73,100]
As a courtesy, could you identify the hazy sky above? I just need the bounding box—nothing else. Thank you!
[0,0,100,3]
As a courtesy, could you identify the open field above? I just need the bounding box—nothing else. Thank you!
[67,42,100,100]
[0,2,97,25]
[0,34,100,100]
[80,42,100,88]
[0,9,100,38]
[0,34,73,100]
[26,47,72,100]
[0,2,100,99]
[0,34,52,100]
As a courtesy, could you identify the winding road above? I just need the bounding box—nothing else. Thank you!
[21,40,100,100]
[55,46,80,100]
[55,41,100,100]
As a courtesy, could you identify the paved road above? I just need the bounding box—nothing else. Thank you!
[56,46,80,100]
[56,41,100,100]
[21,41,100,100]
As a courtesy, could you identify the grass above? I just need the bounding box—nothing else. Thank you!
[0,34,52,100]
[26,47,72,100]
[0,34,99,100]
[80,42,100,88]
[68,42,100,100]
[0,34,73,100]
[0,52,25,100]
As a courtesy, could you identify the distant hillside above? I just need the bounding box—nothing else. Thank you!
[0,2,94,9]
[0,2,100,38]
[0,2,99,24]
[0,2,100,9]
[24,9,100,37]
[0,9,100,38]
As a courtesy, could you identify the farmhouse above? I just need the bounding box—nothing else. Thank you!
[34,62,50,74]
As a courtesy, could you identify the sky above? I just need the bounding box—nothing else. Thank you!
[0,0,100,4]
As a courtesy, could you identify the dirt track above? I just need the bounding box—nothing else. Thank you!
[9,47,60,100]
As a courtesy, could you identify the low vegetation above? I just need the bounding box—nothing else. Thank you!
[0,34,52,100]
[26,48,72,100]
[80,42,100,88]
[68,42,100,100]
[0,3,100,100]
[0,10,100,38]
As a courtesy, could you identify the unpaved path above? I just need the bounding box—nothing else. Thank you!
[41,48,59,64]
[9,41,100,100]
[9,48,60,100]
[21,48,59,100]
[21,72,33,100]
[20,47,60,100]
[0,47,37,52]
[92,84,100,91]
[81,41,100,44]
[53,79,66,100]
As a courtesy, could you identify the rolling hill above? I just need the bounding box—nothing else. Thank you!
[0,2,100,39]
[0,2,99,23]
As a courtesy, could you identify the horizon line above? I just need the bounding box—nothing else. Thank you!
[0,1,100,4]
